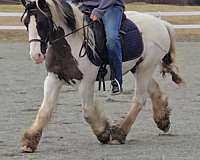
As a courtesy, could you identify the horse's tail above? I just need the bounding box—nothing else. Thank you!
[161,21,184,85]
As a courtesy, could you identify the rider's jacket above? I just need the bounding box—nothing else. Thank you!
[72,0,125,18]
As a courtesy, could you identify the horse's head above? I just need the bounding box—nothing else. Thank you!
[21,0,52,64]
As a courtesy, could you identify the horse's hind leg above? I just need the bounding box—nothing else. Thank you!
[148,78,171,132]
[21,73,63,153]
[110,64,154,144]
[110,96,143,144]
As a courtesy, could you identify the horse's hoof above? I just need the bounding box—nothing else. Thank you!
[110,125,126,144]
[21,130,42,153]
[154,106,171,133]
[96,127,111,144]
[109,140,121,145]
[156,119,170,133]
[21,146,34,153]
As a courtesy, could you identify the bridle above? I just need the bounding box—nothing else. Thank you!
[21,1,94,56]
[29,38,47,45]
[21,2,51,54]
[29,38,49,54]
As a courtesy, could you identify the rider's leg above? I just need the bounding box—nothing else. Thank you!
[102,6,123,94]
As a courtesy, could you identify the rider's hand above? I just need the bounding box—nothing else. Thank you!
[90,15,98,21]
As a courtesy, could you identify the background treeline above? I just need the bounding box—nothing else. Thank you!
[125,0,200,5]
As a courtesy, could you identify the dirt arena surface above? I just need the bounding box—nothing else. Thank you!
[0,41,200,160]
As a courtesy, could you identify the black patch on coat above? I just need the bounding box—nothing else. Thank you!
[162,52,173,65]
[52,0,76,31]
[45,27,83,83]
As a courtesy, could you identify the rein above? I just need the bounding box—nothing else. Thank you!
[22,1,94,57]
[28,19,93,57]
[28,20,93,47]
[49,22,93,44]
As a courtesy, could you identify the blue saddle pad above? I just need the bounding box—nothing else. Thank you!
[85,16,144,66]
[121,18,143,62]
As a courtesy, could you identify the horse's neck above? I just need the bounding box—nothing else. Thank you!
[71,4,85,31]
[68,8,86,60]
[50,3,85,60]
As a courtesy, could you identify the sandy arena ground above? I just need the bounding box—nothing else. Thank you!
[0,41,200,160]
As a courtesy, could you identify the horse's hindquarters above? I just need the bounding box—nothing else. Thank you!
[126,12,171,53]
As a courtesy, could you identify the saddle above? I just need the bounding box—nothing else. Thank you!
[82,13,144,66]
[81,12,144,91]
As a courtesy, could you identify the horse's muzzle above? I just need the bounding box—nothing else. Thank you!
[31,52,45,64]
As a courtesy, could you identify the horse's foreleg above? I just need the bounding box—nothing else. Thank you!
[79,79,111,144]
[110,66,154,144]
[21,73,63,153]
[148,79,171,132]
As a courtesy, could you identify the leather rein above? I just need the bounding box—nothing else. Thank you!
[22,6,93,51]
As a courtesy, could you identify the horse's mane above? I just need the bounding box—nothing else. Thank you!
[46,0,77,31]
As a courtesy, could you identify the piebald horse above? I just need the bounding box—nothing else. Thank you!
[20,0,183,152]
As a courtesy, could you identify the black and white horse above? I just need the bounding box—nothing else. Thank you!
[20,0,183,153]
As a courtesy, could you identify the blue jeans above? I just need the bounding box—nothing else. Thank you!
[102,6,123,86]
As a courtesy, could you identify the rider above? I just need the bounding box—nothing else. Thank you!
[72,0,125,95]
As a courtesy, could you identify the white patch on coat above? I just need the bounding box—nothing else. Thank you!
[29,16,42,59]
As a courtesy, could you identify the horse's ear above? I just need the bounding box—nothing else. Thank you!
[21,0,27,7]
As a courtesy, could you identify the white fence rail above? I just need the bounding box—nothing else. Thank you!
[0,11,200,30]
[0,26,25,30]
[0,12,21,16]
[127,11,200,17]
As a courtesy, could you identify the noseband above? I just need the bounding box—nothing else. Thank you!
[29,38,48,54]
